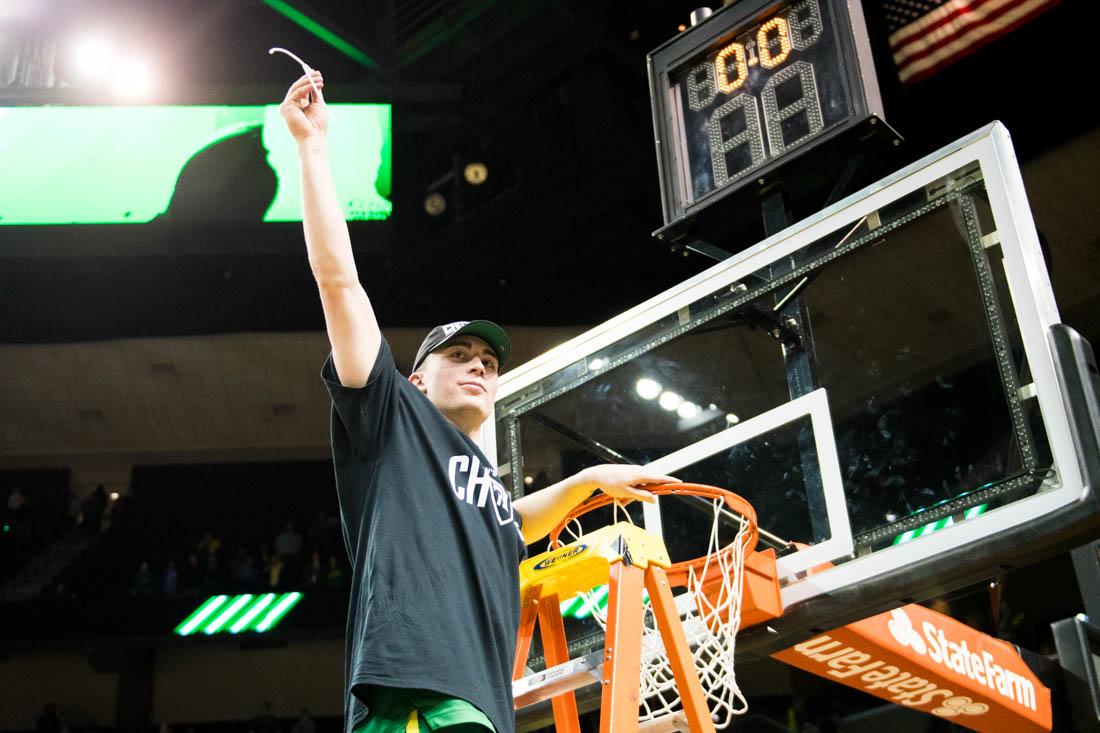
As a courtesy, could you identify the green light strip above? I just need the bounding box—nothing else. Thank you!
[892,504,988,545]
[255,592,303,632]
[559,595,586,617]
[964,505,986,519]
[175,595,228,636]
[203,594,254,635]
[261,0,380,69]
[175,593,306,636]
[558,585,653,620]
[574,586,609,620]
[229,594,278,634]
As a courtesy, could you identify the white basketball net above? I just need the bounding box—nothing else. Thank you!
[559,498,752,727]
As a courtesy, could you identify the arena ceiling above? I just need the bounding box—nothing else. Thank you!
[2,0,1097,340]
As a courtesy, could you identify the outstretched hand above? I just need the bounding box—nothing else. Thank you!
[513,464,679,543]
[576,464,680,504]
[280,71,327,142]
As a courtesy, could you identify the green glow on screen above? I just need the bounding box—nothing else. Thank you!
[0,105,391,225]
[174,593,303,636]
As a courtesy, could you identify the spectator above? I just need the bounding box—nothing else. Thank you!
[267,553,285,590]
[6,486,26,514]
[180,552,202,594]
[81,485,108,533]
[324,555,344,592]
[325,512,341,552]
[237,553,258,591]
[228,546,247,585]
[274,521,303,584]
[306,551,323,587]
[275,521,303,557]
[162,560,179,596]
[35,703,60,733]
[130,561,152,597]
[6,486,31,546]
[203,550,222,590]
[289,708,315,733]
[197,531,223,588]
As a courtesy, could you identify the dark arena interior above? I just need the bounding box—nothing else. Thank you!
[3,1,1100,732]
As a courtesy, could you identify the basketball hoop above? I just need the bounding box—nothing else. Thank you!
[548,483,774,728]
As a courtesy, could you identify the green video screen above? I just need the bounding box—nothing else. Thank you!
[0,104,391,225]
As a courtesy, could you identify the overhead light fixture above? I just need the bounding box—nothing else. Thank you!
[658,391,682,411]
[423,192,447,216]
[113,57,155,99]
[463,162,489,185]
[589,358,606,370]
[725,413,740,425]
[635,378,661,400]
[677,402,700,420]
[73,36,113,79]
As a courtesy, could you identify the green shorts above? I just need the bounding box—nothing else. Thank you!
[353,686,495,733]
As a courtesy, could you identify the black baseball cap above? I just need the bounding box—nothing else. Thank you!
[411,320,511,373]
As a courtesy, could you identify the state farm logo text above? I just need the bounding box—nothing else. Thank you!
[789,610,1037,719]
[886,609,1036,712]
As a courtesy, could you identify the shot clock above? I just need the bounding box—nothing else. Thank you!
[648,0,890,234]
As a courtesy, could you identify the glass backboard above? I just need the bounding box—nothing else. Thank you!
[491,123,1098,663]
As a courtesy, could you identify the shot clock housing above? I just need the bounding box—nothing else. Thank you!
[648,0,900,249]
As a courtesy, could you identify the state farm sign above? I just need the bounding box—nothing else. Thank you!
[772,605,1051,732]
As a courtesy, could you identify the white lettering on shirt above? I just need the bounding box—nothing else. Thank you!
[447,452,515,527]
[448,455,470,501]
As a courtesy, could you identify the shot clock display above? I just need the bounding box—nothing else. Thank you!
[648,0,886,230]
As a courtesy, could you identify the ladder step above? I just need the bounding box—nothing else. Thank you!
[639,712,691,733]
[513,650,603,709]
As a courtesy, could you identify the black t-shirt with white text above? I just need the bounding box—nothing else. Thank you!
[321,338,526,733]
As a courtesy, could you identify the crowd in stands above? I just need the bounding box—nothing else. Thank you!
[1,482,75,587]
[25,460,352,603]
[125,512,348,600]
[0,460,353,603]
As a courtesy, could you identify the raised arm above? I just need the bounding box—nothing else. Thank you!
[513,465,679,544]
[280,72,381,388]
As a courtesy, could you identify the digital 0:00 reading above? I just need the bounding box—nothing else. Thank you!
[671,0,844,200]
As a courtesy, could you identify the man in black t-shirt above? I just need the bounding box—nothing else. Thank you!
[281,72,678,733]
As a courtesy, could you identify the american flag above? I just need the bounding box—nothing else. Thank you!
[883,0,1061,84]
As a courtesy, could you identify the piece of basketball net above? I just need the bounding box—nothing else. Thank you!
[550,484,760,728]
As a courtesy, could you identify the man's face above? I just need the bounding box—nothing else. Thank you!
[410,336,500,429]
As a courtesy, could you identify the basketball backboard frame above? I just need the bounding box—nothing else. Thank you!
[488,122,1100,658]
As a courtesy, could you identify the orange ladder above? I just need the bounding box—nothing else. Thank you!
[512,522,718,733]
